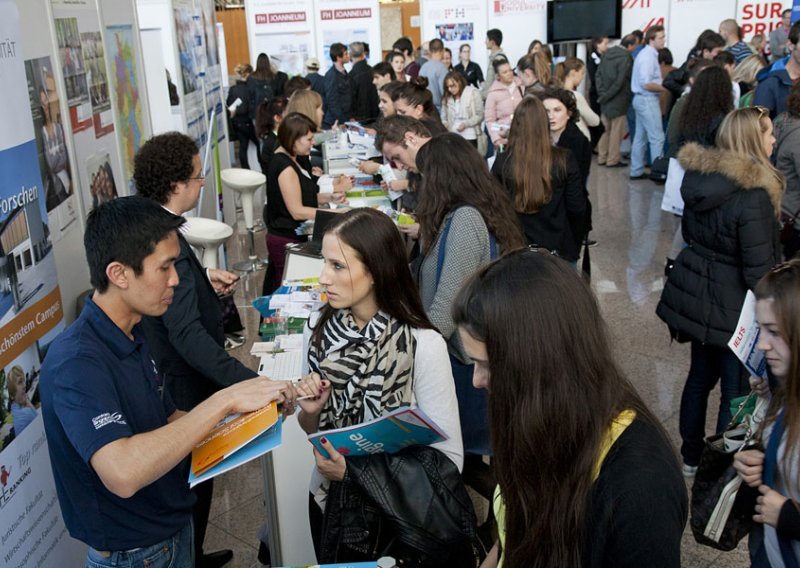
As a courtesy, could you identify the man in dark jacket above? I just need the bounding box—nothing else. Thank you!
[348,42,379,123]
[135,133,258,568]
[755,21,800,119]
[323,43,352,129]
[595,40,633,167]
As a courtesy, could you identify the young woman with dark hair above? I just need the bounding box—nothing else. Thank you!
[657,107,783,476]
[453,250,687,567]
[537,88,591,187]
[415,133,524,466]
[492,96,588,261]
[387,51,407,83]
[296,208,474,564]
[735,259,800,566]
[440,71,485,149]
[263,113,347,293]
[247,52,288,112]
[677,65,733,148]
[391,77,447,135]
[554,58,599,141]
[255,96,287,173]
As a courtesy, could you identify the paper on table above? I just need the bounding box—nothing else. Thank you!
[728,290,768,378]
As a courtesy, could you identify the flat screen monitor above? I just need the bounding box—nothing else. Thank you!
[547,0,622,43]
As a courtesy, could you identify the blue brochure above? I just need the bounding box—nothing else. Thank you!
[308,407,446,459]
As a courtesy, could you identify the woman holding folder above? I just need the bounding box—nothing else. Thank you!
[295,208,476,565]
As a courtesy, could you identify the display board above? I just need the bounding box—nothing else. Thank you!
[50,0,125,220]
[246,0,316,76]
[420,0,488,79]
[667,0,735,64]
[488,0,547,66]
[0,2,85,566]
[737,0,793,42]
[314,0,382,71]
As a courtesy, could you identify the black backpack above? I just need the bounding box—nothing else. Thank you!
[248,78,274,119]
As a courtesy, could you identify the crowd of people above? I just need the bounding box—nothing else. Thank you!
[35,10,800,568]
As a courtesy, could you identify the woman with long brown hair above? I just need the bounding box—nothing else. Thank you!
[415,132,523,473]
[491,96,587,261]
[454,250,687,567]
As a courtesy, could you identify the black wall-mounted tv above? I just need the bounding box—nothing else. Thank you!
[547,0,622,43]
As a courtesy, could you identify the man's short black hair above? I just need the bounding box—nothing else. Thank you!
[85,196,184,293]
[330,42,347,62]
[487,29,503,47]
[133,132,198,205]
[621,34,638,49]
[393,37,414,57]
[790,21,800,46]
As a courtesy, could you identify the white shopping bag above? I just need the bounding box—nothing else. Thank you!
[660,157,686,216]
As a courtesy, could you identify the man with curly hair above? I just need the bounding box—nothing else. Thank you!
[133,132,258,568]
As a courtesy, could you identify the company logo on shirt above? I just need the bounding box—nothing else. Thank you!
[91,412,126,430]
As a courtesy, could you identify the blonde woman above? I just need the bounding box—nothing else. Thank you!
[657,107,783,476]
[732,54,767,106]
[440,71,485,152]
[554,57,599,141]
[286,89,337,150]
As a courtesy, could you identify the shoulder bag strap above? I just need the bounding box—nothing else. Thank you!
[435,216,454,289]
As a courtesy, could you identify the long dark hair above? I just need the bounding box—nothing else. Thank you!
[679,65,733,144]
[755,260,800,495]
[415,133,524,254]
[452,250,663,567]
[253,53,274,81]
[311,208,435,347]
[255,96,287,138]
[506,96,569,213]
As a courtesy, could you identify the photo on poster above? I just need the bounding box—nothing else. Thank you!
[257,32,311,76]
[201,0,220,68]
[175,6,200,95]
[81,31,110,114]
[436,22,474,42]
[84,152,119,212]
[0,343,43,450]
[105,25,144,189]
[24,57,74,214]
[54,18,88,105]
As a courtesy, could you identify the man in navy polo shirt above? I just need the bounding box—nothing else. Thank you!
[40,197,296,568]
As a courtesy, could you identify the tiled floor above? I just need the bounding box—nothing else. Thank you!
[205,159,752,566]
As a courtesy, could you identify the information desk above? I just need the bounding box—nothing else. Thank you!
[261,241,323,566]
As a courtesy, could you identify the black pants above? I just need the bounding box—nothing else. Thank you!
[783,228,800,261]
[193,478,214,558]
[232,120,258,170]
[308,493,323,561]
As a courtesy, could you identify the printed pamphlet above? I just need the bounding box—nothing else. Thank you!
[728,290,767,378]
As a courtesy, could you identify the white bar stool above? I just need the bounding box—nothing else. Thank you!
[221,168,268,273]
[182,217,234,270]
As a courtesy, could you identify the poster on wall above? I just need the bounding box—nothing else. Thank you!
[667,0,736,64]
[54,17,91,133]
[620,0,669,35]
[421,0,488,77]
[174,0,207,151]
[104,25,144,191]
[0,2,85,565]
[23,56,78,243]
[246,0,316,75]
[51,0,125,218]
[200,0,225,146]
[737,0,793,44]
[488,0,547,65]
[314,0,382,70]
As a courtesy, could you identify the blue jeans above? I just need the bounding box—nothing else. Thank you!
[630,94,664,176]
[86,522,193,568]
[679,342,746,466]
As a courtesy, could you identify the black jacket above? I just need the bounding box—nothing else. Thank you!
[349,59,379,123]
[557,122,591,187]
[141,234,257,410]
[595,46,632,119]
[226,80,252,125]
[454,61,484,89]
[319,446,481,567]
[656,143,781,347]
[492,149,587,261]
[323,65,352,129]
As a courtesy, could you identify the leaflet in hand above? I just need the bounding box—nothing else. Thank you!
[308,406,446,459]
[189,403,282,488]
[728,290,767,378]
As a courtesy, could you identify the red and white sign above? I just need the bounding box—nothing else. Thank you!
[737,0,792,41]
[668,0,736,64]
[255,11,307,24]
[320,8,371,20]
[621,0,668,35]
[488,0,546,64]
